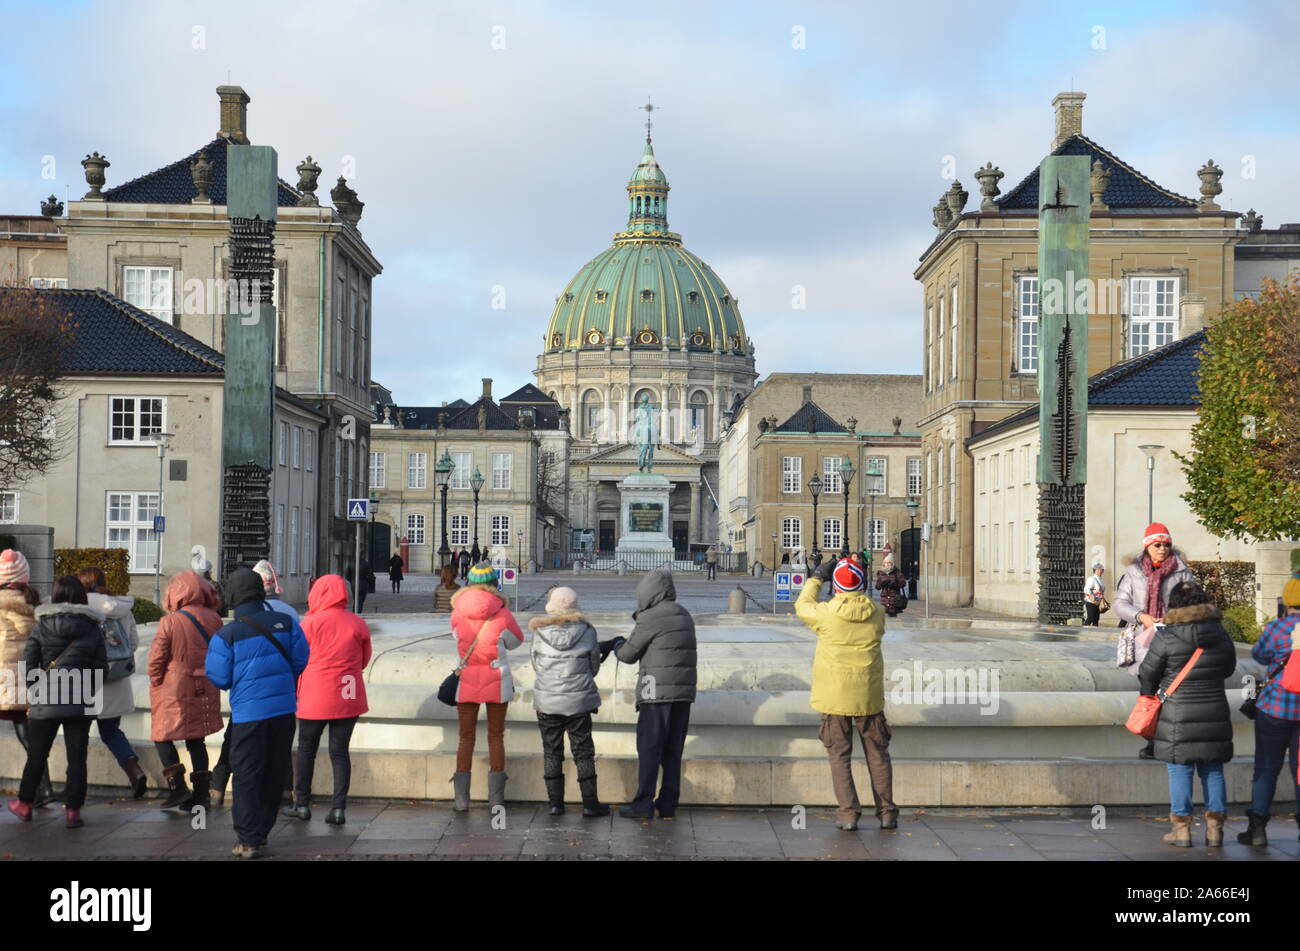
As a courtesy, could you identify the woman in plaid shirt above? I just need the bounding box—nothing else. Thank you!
[1239,572,1300,847]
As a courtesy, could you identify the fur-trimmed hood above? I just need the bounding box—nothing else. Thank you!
[1163,602,1222,626]
[35,602,104,621]
[527,610,587,632]
[450,584,507,618]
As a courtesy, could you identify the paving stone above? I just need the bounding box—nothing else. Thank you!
[434,835,525,857]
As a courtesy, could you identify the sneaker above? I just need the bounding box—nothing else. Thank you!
[6,799,32,822]
[231,843,263,859]
[836,820,859,831]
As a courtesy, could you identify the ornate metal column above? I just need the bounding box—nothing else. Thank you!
[1035,155,1090,624]
[220,145,278,580]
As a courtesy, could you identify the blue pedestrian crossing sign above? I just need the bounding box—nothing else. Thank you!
[153,516,165,533]
[347,498,370,521]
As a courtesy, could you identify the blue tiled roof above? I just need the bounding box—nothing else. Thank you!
[996,135,1197,211]
[3,287,223,375]
[102,137,301,206]
[774,401,847,434]
[971,330,1206,444]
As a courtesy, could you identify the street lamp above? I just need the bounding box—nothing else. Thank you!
[865,459,882,563]
[905,497,919,599]
[838,458,857,555]
[152,432,174,606]
[1138,445,1164,525]
[771,531,778,575]
[807,473,822,565]
[469,467,485,559]
[435,450,455,569]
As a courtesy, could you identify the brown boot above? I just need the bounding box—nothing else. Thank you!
[1205,811,1226,847]
[1162,813,1192,847]
[122,756,147,799]
[160,763,192,811]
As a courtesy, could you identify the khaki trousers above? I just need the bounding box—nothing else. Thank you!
[820,712,896,825]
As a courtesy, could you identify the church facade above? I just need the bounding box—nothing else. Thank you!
[533,134,757,555]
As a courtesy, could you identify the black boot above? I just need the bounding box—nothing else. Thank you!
[544,775,565,815]
[578,776,609,817]
[1236,810,1268,846]
[160,763,193,811]
[14,720,58,807]
[1138,741,1155,760]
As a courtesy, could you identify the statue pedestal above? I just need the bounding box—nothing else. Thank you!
[615,472,675,560]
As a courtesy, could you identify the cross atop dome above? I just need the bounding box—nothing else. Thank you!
[640,97,658,143]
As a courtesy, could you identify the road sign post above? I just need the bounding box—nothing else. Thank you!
[348,499,370,612]
[772,569,804,615]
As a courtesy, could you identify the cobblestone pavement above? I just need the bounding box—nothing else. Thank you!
[3,794,1296,860]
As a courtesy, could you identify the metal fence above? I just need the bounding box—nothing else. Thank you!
[546,549,750,574]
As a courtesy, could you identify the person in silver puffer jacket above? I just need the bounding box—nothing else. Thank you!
[528,586,620,818]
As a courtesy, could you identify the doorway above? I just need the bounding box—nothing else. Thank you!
[672,521,688,555]
[599,520,615,552]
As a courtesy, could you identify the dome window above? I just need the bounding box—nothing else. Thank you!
[686,290,699,304]
[721,294,731,305]
[640,288,654,303]
[730,333,744,351]
[690,330,709,348]
[564,293,575,302]
[549,333,562,349]
[585,329,605,346]
[636,328,659,345]
[595,289,608,303]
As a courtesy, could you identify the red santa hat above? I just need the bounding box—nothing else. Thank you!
[1142,523,1172,548]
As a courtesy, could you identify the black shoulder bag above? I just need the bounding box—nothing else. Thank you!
[1242,651,1289,720]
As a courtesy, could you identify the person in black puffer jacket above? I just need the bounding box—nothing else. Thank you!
[6,575,107,829]
[1138,581,1237,848]
[614,570,697,820]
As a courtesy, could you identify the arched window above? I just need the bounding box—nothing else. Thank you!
[581,389,603,441]
[689,390,710,441]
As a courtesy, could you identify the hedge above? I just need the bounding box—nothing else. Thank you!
[53,548,131,595]
[132,598,164,624]
[1223,604,1262,644]
[1187,560,1255,611]
[0,534,16,553]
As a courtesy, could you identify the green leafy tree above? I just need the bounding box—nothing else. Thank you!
[1179,274,1300,539]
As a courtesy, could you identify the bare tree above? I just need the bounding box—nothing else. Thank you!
[535,447,567,524]
[0,285,75,489]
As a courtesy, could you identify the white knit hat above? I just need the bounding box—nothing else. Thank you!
[252,559,282,594]
[545,586,580,615]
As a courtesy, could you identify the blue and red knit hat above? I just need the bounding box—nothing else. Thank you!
[832,558,865,594]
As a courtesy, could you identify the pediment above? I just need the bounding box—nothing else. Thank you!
[580,442,702,470]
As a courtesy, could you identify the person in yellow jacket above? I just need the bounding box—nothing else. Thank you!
[796,555,897,831]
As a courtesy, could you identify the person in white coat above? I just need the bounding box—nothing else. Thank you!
[78,567,146,798]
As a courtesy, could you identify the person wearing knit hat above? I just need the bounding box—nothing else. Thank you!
[1113,522,1196,760]
[466,562,499,589]
[527,586,618,817]
[796,556,895,831]
[1239,558,1300,847]
[0,551,56,809]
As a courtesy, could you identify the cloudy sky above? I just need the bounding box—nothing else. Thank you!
[2,0,1297,404]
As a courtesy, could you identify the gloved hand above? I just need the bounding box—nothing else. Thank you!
[599,637,627,661]
[812,559,836,583]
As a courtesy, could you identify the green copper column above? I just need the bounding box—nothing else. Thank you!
[219,145,278,580]
[1035,155,1089,624]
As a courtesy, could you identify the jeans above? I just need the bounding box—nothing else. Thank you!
[294,716,358,809]
[630,701,691,816]
[20,717,92,809]
[156,738,210,772]
[229,713,296,847]
[1250,710,1300,818]
[96,716,137,766]
[1166,761,1226,816]
[457,702,507,772]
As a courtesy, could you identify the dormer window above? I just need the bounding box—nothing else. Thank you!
[687,290,699,304]
[549,332,562,349]
[640,289,654,303]
[595,289,608,303]
[636,328,659,345]
[563,293,574,302]
[585,329,605,346]
[720,294,731,305]
[690,330,708,348]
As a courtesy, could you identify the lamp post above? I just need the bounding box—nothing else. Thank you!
[1138,445,1164,525]
[807,473,822,565]
[435,450,454,569]
[905,497,919,600]
[152,431,174,606]
[838,457,857,555]
[865,459,882,561]
[771,531,778,575]
[469,467,485,558]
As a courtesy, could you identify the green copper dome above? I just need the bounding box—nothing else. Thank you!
[544,139,749,355]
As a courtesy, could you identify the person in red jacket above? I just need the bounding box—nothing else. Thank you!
[449,562,524,811]
[282,574,372,825]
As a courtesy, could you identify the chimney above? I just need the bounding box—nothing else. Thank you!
[1051,92,1085,150]
[482,378,493,401]
[217,86,250,144]
[801,384,812,404]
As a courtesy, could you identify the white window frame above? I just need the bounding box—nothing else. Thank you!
[407,513,426,545]
[821,457,843,495]
[123,266,174,323]
[278,421,289,467]
[1017,276,1039,373]
[926,304,934,392]
[292,426,302,469]
[950,284,959,380]
[450,451,472,490]
[491,513,511,547]
[306,430,315,472]
[491,452,512,491]
[407,452,427,490]
[822,517,842,552]
[369,451,386,489]
[865,457,887,496]
[304,508,313,575]
[948,442,957,524]
[936,451,944,525]
[108,396,165,446]
[906,457,922,498]
[1128,276,1179,357]
[936,295,945,386]
[0,491,18,523]
[781,456,802,494]
[274,503,285,568]
[781,517,801,552]
[289,506,299,575]
[29,277,67,289]
[868,518,886,551]
[450,514,469,546]
[105,491,161,573]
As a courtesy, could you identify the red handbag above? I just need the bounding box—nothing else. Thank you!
[1126,647,1204,739]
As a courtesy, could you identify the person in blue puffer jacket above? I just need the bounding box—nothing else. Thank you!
[206,568,309,859]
